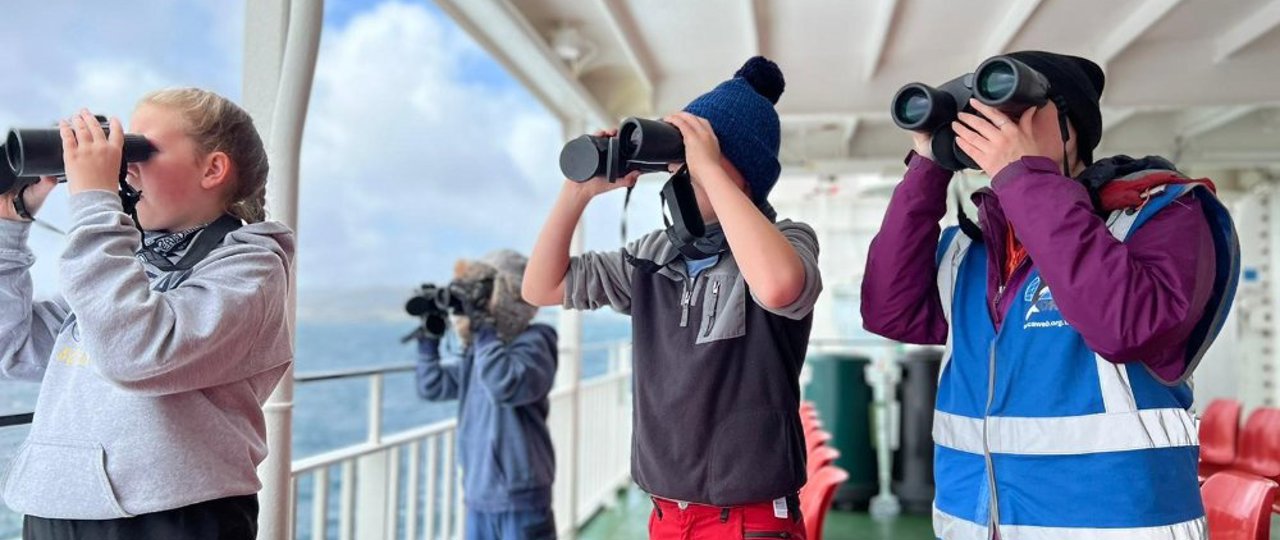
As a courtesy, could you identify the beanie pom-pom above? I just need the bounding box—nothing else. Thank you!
[735,56,785,104]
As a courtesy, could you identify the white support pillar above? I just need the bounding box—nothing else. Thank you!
[245,0,324,539]
[1262,175,1280,409]
[556,116,587,539]
[867,351,902,519]
[1227,173,1280,411]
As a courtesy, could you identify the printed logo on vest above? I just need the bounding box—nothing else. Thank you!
[1023,277,1067,329]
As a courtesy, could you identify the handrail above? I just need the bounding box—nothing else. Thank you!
[291,417,458,475]
[295,363,416,383]
[293,341,629,384]
[0,413,33,428]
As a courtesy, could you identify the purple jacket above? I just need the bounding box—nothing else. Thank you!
[861,153,1216,382]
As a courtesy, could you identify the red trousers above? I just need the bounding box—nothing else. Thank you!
[647,496,806,540]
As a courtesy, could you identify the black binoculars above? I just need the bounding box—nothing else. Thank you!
[406,283,467,319]
[403,278,494,342]
[406,278,494,318]
[404,283,463,341]
[891,55,1050,171]
[559,117,685,183]
[0,142,31,196]
[2,115,157,195]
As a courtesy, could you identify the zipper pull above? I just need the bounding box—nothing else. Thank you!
[703,280,722,337]
[679,285,692,328]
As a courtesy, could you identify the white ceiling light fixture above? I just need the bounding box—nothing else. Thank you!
[549,22,598,77]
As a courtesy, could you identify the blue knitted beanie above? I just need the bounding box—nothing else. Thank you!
[683,56,785,205]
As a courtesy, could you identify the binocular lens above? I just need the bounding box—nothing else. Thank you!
[559,135,608,183]
[977,61,1017,102]
[405,296,432,317]
[894,89,931,126]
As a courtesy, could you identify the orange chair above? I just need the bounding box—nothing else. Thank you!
[807,445,840,481]
[800,465,848,540]
[806,429,832,454]
[1203,470,1277,540]
[1234,408,1280,480]
[1199,399,1242,482]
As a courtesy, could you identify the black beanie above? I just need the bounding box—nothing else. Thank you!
[1004,51,1106,165]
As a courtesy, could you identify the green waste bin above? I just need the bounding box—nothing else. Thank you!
[804,353,877,508]
[893,349,942,514]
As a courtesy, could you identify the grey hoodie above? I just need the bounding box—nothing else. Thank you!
[0,190,295,520]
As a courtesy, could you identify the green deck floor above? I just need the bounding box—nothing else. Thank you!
[578,486,934,540]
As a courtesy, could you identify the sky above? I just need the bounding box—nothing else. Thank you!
[0,0,667,301]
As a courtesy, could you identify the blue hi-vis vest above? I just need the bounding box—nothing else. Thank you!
[931,179,1240,540]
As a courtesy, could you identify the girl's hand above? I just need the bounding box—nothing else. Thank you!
[0,176,58,222]
[61,109,124,195]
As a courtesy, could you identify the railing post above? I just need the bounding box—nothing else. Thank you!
[355,375,390,539]
[368,374,384,445]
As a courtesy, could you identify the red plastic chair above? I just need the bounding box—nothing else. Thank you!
[803,417,824,437]
[1203,470,1277,540]
[806,429,832,454]
[807,445,840,481]
[800,401,816,415]
[801,465,848,540]
[1234,408,1280,480]
[1199,399,1242,482]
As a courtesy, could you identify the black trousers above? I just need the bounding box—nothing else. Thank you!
[23,495,258,540]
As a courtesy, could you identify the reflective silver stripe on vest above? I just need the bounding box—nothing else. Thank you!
[933,506,988,540]
[1095,353,1138,413]
[937,231,972,383]
[933,408,1198,456]
[937,230,972,327]
[934,506,1206,540]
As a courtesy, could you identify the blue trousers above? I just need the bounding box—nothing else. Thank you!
[464,507,556,540]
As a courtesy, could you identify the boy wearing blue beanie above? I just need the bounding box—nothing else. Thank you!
[525,57,822,540]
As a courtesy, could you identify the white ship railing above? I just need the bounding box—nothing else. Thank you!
[287,340,633,540]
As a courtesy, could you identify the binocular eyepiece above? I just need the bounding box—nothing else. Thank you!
[1,115,158,195]
[891,55,1050,171]
[559,117,685,183]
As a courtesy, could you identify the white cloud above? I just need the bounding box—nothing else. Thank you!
[293,1,665,292]
[0,0,242,297]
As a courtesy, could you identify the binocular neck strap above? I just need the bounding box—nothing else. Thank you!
[1052,95,1072,178]
[116,161,146,236]
[139,214,243,273]
[12,184,34,221]
[622,183,636,247]
[955,189,984,243]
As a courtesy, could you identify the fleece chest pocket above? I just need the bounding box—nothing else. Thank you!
[696,273,746,345]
